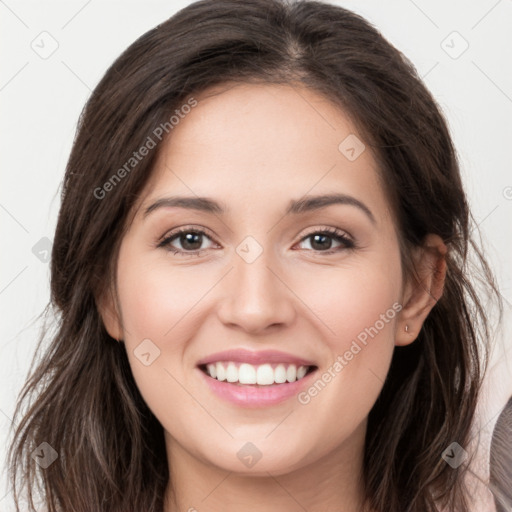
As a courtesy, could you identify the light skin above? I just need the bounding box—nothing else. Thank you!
[98,82,447,512]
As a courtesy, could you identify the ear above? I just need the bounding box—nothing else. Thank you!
[395,233,447,346]
[96,284,124,341]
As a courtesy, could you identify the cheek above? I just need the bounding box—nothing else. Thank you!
[116,253,207,343]
[114,253,209,419]
[332,271,400,354]
[292,244,402,416]
[297,249,402,356]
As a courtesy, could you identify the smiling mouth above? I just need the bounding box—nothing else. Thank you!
[198,363,318,386]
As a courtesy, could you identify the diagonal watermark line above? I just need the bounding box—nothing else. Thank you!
[469,204,500,236]
[0,0,29,29]
[0,266,28,296]
[163,367,234,438]
[465,370,512,447]
[163,267,234,337]
[266,163,337,234]
[497,288,511,309]
[61,0,93,29]
[0,203,29,233]
[471,0,502,30]
[0,407,16,427]
[468,406,503,445]
[264,410,294,438]
[408,0,439,29]
[266,472,308,511]
[0,62,29,92]
[421,61,439,80]
[472,61,512,105]
[502,297,511,310]
[0,489,10,504]
[289,82,336,130]
[265,266,337,335]
[413,270,440,306]
[488,340,512,375]
[163,163,233,235]
[200,471,233,503]
[61,60,92,91]
[368,367,384,384]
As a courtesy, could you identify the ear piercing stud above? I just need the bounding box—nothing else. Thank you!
[405,324,409,332]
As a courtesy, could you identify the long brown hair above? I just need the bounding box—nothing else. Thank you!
[7,0,503,510]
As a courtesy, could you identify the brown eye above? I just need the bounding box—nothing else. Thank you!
[158,227,217,256]
[297,228,355,254]
[157,225,355,257]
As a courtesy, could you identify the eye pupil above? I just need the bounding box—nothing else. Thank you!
[311,234,332,251]
[181,232,202,250]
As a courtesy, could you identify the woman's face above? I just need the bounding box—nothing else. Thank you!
[103,82,409,475]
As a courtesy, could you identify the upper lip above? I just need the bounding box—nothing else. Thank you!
[196,349,317,367]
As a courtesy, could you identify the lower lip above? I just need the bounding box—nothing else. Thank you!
[196,366,317,407]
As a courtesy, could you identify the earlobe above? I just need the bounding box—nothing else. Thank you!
[96,286,124,341]
[396,234,448,346]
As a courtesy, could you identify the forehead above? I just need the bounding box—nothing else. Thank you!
[136,82,392,225]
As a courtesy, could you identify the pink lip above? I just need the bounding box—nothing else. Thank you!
[196,366,318,407]
[196,348,316,367]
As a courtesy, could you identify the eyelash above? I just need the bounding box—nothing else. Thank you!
[157,225,356,257]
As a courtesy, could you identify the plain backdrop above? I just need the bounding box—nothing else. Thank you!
[1,1,511,510]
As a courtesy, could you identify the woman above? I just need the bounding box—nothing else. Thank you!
[7,0,504,510]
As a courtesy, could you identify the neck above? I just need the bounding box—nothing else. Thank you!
[163,421,368,512]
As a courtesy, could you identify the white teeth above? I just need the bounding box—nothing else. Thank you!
[216,363,226,381]
[274,364,287,384]
[239,363,256,384]
[256,364,274,385]
[204,362,312,385]
[286,364,296,382]
[207,363,217,379]
[297,365,307,379]
[226,362,238,383]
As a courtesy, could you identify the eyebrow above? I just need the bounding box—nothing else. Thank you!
[143,193,376,225]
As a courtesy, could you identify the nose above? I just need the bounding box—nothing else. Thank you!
[216,249,296,335]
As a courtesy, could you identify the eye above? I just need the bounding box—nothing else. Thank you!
[157,225,355,257]
[295,227,355,254]
[157,226,218,257]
